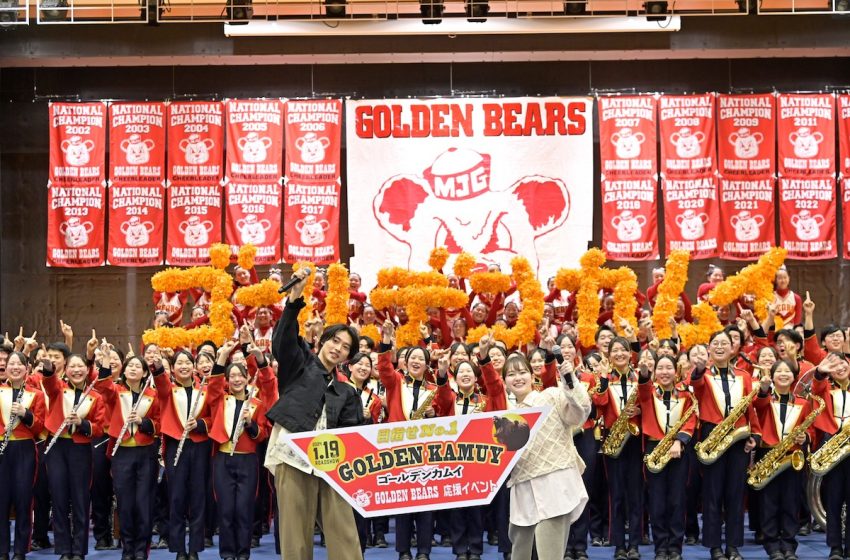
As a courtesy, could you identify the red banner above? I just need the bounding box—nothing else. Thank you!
[659,94,716,179]
[49,102,107,187]
[166,184,223,266]
[719,178,775,260]
[662,175,719,259]
[109,102,166,186]
[778,177,836,259]
[598,95,658,261]
[839,95,850,259]
[225,181,282,264]
[226,99,284,183]
[282,99,343,264]
[284,100,342,183]
[167,101,224,186]
[283,180,341,264]
[47,185,106,267]
[843,178,850,259]
[840,94,850,179]
[777,93,835,178]
[717,94,775,178]
[278,408,549,517]
[600,178,658,261]
[107,185,165,266]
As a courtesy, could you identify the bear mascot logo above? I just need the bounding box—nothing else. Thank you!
[372,147,571,273]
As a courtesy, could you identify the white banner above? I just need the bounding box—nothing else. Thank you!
[345,97,594,288]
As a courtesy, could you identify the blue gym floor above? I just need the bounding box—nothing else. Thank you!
[43,524,832,560]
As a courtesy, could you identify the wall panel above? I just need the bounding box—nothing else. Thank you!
[3,58,850,349]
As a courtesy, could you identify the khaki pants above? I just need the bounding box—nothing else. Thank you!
[275,462,363,560]
[509,514,572,560]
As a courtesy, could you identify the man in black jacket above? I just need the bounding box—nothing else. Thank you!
[265,267,364,560]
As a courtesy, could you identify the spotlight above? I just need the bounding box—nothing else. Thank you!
[563,0,586,13]
[836,0,850,10]
[324,0,346,17]
[0,0,19,23]
[643,0,667,20]
[40,0,68,20]
[419,0,444,23]
[465,0,488,22]
[227,0,253,21]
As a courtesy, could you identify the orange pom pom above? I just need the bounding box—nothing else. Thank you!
[428,247,449,271]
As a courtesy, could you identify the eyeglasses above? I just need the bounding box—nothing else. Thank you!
[709,341,731,348]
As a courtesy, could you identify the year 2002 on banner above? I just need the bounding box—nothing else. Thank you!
[276,408,550,517]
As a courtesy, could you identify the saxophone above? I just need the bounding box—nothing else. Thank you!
[748,394,825,489]
[695,385,759,465]
[410,389,436,420]
[810,402,850,475]
[644,390,699,473]
[601,386,640,458]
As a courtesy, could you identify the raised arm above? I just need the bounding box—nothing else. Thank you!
[271,268,314,389]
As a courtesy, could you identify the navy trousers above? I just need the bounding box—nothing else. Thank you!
[824,451,850,549]
[568,428,599,553]
[46,438,92,556]
[91,435,114,544]
[396,511,433,555]
[699,425,749,549]
[450,506,484,556]
[757,453,800,556]
[164,437,211,554]
[32,440,52,543]
[0,439,37,555]
[605,435,644,549]
[113,444,158,557]
[213,452,258,559]
[646,440,687,555]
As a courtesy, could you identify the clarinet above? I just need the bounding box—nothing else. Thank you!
[0,385,26,456]
[228,370,259,457]
[45,377,98,455]
[173,373,209,467]
[112,375,154,458]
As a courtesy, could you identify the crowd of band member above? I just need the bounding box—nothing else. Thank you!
[3,261,850,560]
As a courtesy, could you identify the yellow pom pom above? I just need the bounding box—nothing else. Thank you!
[428,247,449,271]
[237,244,257,271]
[209,243,232,270]
[325,263,350,326]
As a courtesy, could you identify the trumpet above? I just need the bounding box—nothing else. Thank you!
[45,378,98,455]
[112,375,154,457]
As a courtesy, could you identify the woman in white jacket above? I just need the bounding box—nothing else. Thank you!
[503,351,592,560]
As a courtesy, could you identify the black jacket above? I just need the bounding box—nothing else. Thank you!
[266,297,364,433]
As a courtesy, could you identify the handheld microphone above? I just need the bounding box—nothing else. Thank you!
[278,267,311,294]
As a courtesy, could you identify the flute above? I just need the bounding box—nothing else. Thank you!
[112,375,154,457]
[45,377,98,455]
[173,373,209,467]
[0,385,26,456]
[228,370,259,457]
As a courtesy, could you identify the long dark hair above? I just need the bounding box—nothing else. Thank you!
[120,355,151,387]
